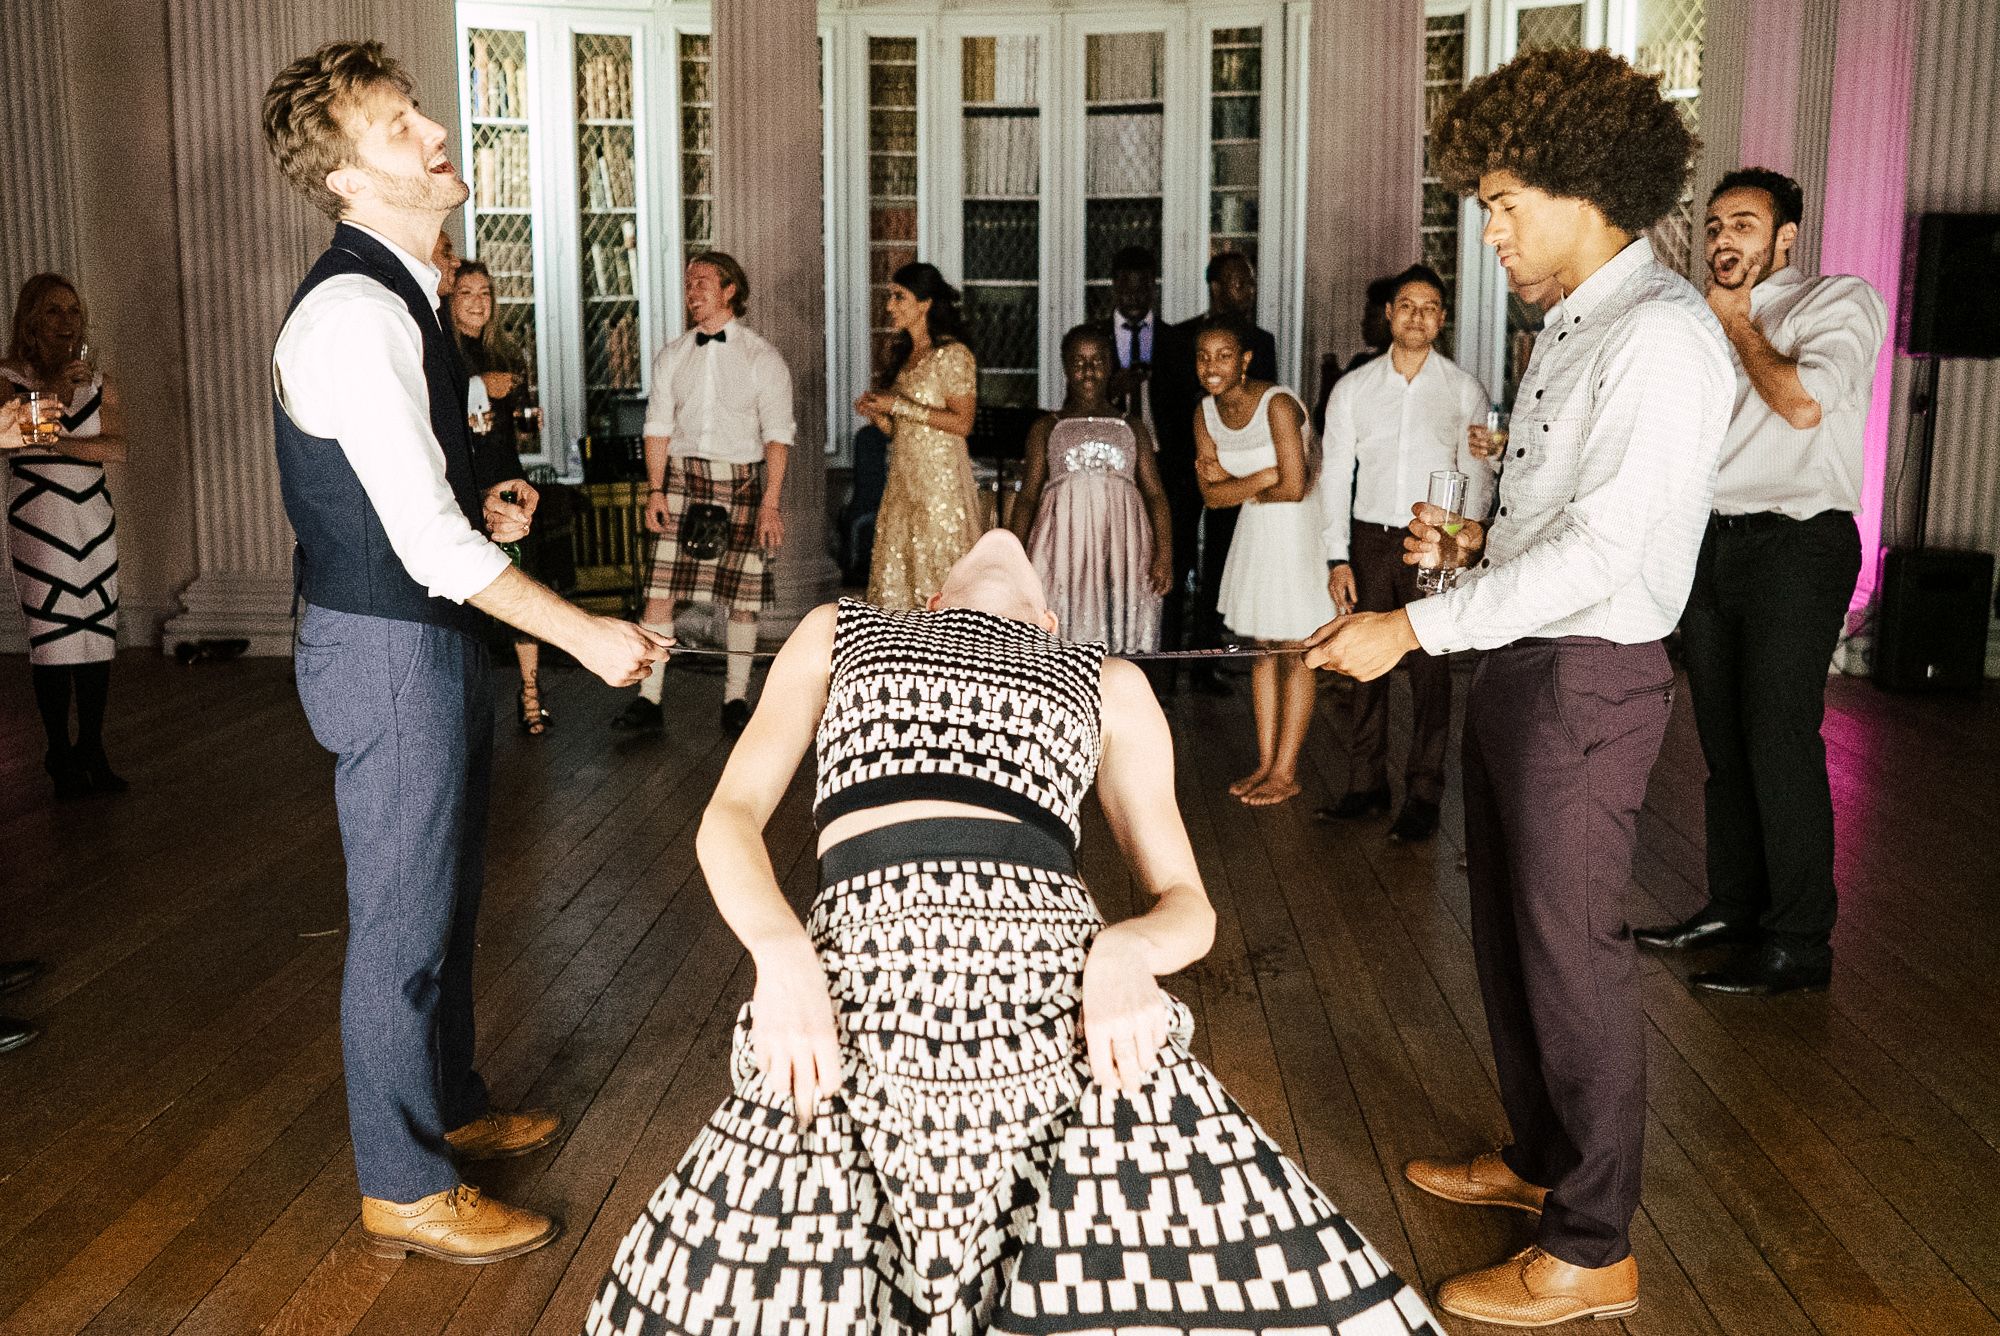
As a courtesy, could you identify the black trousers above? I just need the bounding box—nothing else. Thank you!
[1680,510,1860,955]
[1466,638,1673,1269]
[1348,523,1452,802]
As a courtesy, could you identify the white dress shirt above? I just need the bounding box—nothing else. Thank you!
[1406,238,1733,654]
[1321,346,1494,564]
[643,319,796,463]
[1712,266,1887,517]
[272,222,508,605]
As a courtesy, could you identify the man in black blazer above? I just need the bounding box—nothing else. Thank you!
[1152,251,1277,688]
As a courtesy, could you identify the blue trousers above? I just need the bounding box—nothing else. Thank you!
[296,604,494,1203]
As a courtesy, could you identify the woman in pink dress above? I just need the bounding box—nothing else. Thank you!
[1009,325,1171,653]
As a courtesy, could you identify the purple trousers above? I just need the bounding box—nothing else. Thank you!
[1463,636,1673,1268]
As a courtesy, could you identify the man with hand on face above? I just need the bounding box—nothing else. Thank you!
[1306,48,1732,1326]
[1633,169,1886,996]
[1315,262,1493,843]
[264,41,671,1264]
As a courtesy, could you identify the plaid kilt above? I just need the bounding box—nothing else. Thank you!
[646,456,773,613]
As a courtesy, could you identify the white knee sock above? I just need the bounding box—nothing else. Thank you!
[725,618,757,702]
[638,622,673,703]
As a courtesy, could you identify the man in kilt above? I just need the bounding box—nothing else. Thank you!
[613,251,794,736]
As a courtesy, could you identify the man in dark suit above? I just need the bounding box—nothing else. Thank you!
[1152,251,1277,689]
[1103,246,1160,428]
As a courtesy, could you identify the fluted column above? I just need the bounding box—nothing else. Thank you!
[1300,0,1425,387]
[157,0,458,653]
[712,0,840,636]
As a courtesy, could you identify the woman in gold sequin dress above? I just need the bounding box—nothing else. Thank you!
[857,263,982,608]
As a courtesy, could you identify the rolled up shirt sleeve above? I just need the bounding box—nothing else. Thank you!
[1406,304,1726,655]
[642,340,679,439]
[1791,277,1888,414]
[275,281,508,603]
[755,344,798,448]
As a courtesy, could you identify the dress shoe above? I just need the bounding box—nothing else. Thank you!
[0,1016,39,1054]
[1388,798,1440,843]
[360,1184,558,1263]
[45,751,89,802]
[1437,1246,1638,1327]
[1405,1149,1547,1215]
[444,1109,562,1161]
[720,698,751,737]
[609,696,664,733]
[78,750,128,795]
[0,960,45,996]
[1314,786,1392,822]
[1690,942,1831,996]
[1634,907,1755,952]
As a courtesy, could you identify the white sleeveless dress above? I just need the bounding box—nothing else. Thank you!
[1208,386,1336,642]
[3,368,118,665]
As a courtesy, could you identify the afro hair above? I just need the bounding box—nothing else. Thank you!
[1430,47,1697,234]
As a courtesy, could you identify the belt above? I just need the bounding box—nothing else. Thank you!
[1710,509,1850,531]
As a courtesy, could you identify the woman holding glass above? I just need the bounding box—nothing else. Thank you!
[450,260,549,735]
[856,262,981,609]
[3,274,129,800]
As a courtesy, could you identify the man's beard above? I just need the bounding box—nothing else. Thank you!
[362,161,470,214]
[1710,237,1777,290]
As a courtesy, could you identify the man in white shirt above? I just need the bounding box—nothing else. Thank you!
[612,252,794,738]
[1104,245,1158,427]
[1307,48,1731,1326]
[1316,262,1494,842]
[264,41,670,1264]
[1635,169,1887,996]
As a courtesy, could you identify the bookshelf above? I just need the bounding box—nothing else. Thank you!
[1082,30,1164,324]
[1208,26,1263,267]
[868,36,920,380]
[959,34,1042,408]
[465,26,541,417]
[678,32,714,268]
[574,31,643,437]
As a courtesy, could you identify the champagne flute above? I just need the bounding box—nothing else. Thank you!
[1416,469,1469,596]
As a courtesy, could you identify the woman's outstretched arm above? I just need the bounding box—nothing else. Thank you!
[695,600,841,1124]
[1083,657,1218,1091]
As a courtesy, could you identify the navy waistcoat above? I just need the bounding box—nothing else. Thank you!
[274,222,488,637]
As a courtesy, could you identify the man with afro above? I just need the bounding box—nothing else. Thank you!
[1306,46,1734,1326]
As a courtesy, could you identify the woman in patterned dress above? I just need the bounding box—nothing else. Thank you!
[582,530,1441,1336]
[3,274,129,800]
[858,263,982,609]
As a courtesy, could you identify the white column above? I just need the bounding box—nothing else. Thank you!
[160,0,459,653]
[1299,0,1424,389]
[712,0,840,635]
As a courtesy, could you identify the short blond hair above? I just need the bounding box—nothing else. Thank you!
[263,41,413,221]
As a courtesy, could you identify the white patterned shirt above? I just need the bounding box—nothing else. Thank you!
[1320,346,1495,563]
[1405,238,1733,654]
[1712,266,1887,517]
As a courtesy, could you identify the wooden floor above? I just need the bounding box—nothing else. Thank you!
[1,644,1997,1336]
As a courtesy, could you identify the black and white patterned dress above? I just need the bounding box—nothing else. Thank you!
[3,369,117,665]
[585,599,1440,1336]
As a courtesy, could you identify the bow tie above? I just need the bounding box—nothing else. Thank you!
[695,329,727,347]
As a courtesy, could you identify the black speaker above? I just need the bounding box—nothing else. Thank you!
[1874,547,1994,692]
[1901,213,2000,358]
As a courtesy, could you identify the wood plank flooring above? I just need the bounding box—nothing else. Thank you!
[1,645,1995,1335]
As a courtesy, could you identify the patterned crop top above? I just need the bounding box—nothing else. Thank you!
[814,598,1104,849]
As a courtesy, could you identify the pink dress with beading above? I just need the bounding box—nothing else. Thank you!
[1026,415,1161,654]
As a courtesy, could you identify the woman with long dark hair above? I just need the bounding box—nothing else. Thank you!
[2,274,130,799]
[855,262,981,608]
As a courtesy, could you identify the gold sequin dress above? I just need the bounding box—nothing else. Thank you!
[867,342,984,608]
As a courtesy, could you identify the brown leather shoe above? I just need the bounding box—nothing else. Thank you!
[360,1184,558,1263]
[444,1109,562,1161]
[1405,1149,1548,1214]
[1437,1246,1638,1326]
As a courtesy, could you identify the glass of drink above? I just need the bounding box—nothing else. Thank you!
[20,391,61,448]
[1416,468,1469,596]
[1485,405,1510,460]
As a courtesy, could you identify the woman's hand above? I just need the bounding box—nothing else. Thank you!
[1195,452,1230,485]
[482,370,516,400]
[1081,925,1170,1094]
[749,941,844,1128]
[57,359,92,397]
[1148,546,1174,598]
[0,400,25,451]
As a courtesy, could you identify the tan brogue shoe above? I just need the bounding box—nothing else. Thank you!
[1437,1246,1638,1327]
[1405,1149,1548,1214]
[360,1184,559,1263]
[444,1109,562,1161]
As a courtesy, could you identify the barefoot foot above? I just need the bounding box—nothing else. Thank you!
[1241,775,1301,807]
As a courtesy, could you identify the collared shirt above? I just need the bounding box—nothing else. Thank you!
[1406,238,1733,654]
[1321,346,1494,563]
[1712,265,1887,517]
[1114,310,1156,370]
[272,221,508,605]
[643,319,796,464]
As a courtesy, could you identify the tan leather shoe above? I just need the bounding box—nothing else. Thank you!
[1438,1246,1638,1327]
[1405,1149,1548,1214]
[444,1109,562,1161]
[360,1184,559,1263]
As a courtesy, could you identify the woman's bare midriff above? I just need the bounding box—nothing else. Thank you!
[817,799,1022,857]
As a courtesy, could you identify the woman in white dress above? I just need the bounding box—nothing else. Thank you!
[3,274,129,799]
[1193,319,1334,806]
